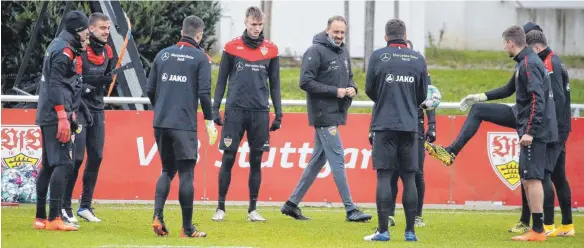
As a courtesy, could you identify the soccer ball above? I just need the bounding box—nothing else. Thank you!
[421,85,441,111]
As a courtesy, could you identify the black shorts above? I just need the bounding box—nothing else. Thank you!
[154,128,198,161]
[41,125,74,167]
[519,140,546,180]
[545,132,569,173]
[372,130,417,172]
[219,108,270,152]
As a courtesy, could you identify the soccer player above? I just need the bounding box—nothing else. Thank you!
[280,16,371,222]
[62,12,117,224]
[516,29,575,237]
[382,40,436,228]
[33,10,89,231]
[363,19,428,242]
[146,15,216,238]
[211,6,282,222]
[489,25,557,241]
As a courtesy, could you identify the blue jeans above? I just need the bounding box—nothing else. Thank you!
[288,126,356,212]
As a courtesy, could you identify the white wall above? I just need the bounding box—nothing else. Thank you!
[217,0,426,58]
[216,0,584,57]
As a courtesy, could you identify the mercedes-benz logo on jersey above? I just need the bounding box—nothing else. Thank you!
[380,53,391,62]
[236,62,244,71]
[385,74,394,83]
[161,52,170,61]
[161,73,168,82]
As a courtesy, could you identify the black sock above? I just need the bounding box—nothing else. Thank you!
[218,151,236,211]
[154,167,176,218]
[552,149,573,225]
[401,172,418,232]
[285,200,297,208]
[376,170,393,233]
[177,159,195,229]
[35,164,52,219]
[48,165,72,220]
[63,159,82,210]
[389,172,399,217]
[543,172,555,225]
[415,156,425,217]
[248,151,263,213]
[520,186,531,225]
[532,213,544,233]
[80,153,103,209]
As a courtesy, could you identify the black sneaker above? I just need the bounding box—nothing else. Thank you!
[281,204,310,220]
[347,209,372,222]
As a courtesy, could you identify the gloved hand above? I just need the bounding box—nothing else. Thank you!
[56,106,71,143]
[212,109,223,126]
[459,93,487,111]
[368,130,373,145]
[425,124,436,143]
[70,112,82,134]
[206,120,218,145]
[270,113,283,131]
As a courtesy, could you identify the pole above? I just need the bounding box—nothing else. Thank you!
[364,0,375,72]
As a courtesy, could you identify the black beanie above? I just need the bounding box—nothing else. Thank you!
[64,10,89,34]
[523,22,543,34]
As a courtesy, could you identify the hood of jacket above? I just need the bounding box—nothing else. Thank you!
[313,31,344,53]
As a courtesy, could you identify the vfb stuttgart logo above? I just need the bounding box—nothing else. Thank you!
[1,125,43,169]
[487,132,520,190]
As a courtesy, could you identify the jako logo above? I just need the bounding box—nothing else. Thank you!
[396,75,414,83]
[385,74,414,83]
[168,75,187,82]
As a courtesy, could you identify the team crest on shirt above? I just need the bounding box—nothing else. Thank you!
[328,126,337,136]
[224,137,232,147]
[260,46,268,56]
[487,132,521,191]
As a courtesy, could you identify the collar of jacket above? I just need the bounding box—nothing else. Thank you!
[242,30,264,49]
[177,36,200,48]
[387,39,408,48]
[89,34,107,55]
[513,46,533,63]
[313,31,344,53]
[59,30,83,55]
[537,47,552,61]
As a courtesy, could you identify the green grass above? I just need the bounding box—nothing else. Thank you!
[208,68,584,115]
[3,204,583,247]
[425,48,584,69]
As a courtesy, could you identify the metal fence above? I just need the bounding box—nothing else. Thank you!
[2,95,583,117]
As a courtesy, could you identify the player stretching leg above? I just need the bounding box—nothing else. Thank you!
[212,6,282,222]
[146,15,216,237]
[517,27,575,237]
[363,19,428,242]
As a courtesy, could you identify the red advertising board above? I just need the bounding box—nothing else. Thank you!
[1,109,582,208]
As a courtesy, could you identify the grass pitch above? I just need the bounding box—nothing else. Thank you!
[2,204,582,248]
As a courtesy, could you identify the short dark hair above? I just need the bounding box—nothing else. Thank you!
[246,6,263,20]
[385,19,406,40]
[182,15,204,38]
[526,30,547,46]
[327,15,347,27]
[89,12,109,25]
[406,40,414,50]
[502,25,526,47]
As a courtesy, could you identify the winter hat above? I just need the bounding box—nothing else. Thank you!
[64,10,89,34]
[523,22,543,34]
